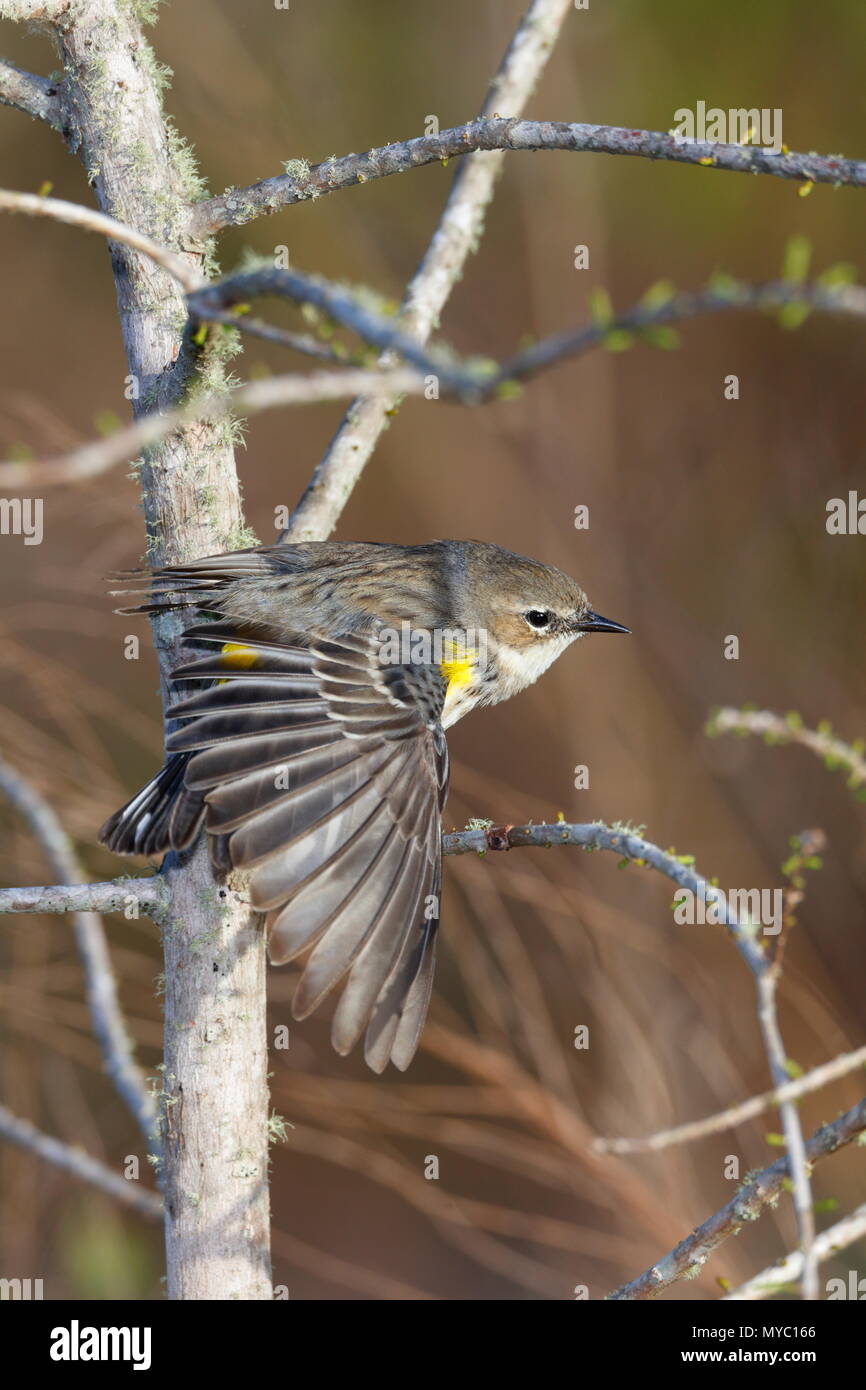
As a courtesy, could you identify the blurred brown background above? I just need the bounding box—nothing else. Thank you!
[0,0,864,1300]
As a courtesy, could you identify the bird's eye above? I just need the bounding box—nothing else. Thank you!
[524,609,552,631]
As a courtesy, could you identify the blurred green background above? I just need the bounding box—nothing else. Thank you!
[0,0,864,1300]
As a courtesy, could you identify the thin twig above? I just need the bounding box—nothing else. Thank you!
[0,366,427,487]
[3,818,766,969]
[755,968,818,1299]
[492,279,866,385]
[0,757,160,1153]
[0,798,851,1298]
[705,706,866,1296]
[446,819,816,1295]
[0,1102,162,1220]
[281,0,573,543]
[594,1044,866,1155]
[5,276,862,489]
[187,270,476,392]
[444,821,766,974]
[0,189,203,291]
[724,1202,866,1301]
[197,272,866,395]
[709,707,866,790]
[607,1097,866,1299]
[192,119,866,239]
[195,308,353,363]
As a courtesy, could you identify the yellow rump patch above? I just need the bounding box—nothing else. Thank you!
[216,642,259,683]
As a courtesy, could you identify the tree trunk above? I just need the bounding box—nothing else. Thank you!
[49,0,272,1298]
[162,846,271,1299]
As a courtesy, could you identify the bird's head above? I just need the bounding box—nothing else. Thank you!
[459,543,629,693]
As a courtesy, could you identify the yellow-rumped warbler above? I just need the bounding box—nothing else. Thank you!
[100,540,628,1071]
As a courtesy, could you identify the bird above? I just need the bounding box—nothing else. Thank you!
[99,539,629,1072]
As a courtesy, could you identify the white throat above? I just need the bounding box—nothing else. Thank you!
[494,632,577,699]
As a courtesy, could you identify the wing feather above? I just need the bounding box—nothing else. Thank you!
[160,620,448,1070]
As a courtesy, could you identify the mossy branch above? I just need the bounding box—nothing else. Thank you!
[191,119,866,239]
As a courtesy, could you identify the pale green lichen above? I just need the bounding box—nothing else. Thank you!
[268,1112,293,1145]
[282,157,311,181]
[225,520,260,552]
[137,37,173,95]
[124,0,165,24]
[165,119,209,204]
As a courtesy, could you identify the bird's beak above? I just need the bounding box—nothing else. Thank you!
[573,609,631,635]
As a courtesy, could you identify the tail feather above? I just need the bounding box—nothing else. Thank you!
[99,751,204,856]
[108,547,281,617]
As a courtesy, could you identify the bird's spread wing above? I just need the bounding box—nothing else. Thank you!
[165,621,449,1072]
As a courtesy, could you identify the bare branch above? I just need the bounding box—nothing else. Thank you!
[281,0,572,543]
[192,119,866,240]
[0,757,160,1152]
[607,1097,866,1299]
[285,271,865,539]
[755,967,817,1299]
[2,816,737,925]
[0,59,64,129]
[0,877,165,915]
[0,366,427,487]
[446,819,817,1295]
[194,271,866,391]
[2,804,830,1297]
[724,1202,866,1301]
[0,1102,162,1220]
[4,0,860,1305]
[595,1043,866,1155]
[187,270,475,392]
[8,271,859,491]
[192,308,354,364]
[0,776,858,1297]
[0,189,204,290]
[444,820,766,975]
[493,278,866,385]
